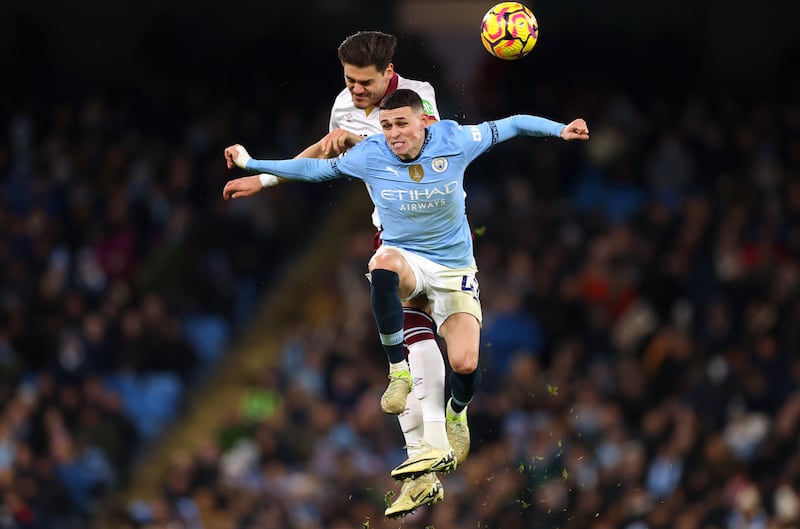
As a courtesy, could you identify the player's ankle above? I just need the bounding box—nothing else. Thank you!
[390,360,410,374]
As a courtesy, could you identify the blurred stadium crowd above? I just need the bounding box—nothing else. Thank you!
[2,35,800,529]
[0,70,336,528]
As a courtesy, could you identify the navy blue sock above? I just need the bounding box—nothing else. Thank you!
[449,368,482,412]
[370,269,406,364]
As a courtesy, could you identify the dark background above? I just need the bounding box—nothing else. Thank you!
[3,0,799,104]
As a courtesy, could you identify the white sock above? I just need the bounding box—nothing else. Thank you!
[408,339,448,450]
[398,393,424,458]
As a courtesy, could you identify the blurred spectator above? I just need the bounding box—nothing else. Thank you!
[0,47,337,527]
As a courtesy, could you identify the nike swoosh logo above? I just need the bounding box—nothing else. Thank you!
[409,490,429,502]
[397,457,438,468]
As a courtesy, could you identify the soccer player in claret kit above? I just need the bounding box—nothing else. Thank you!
[223,32,458,518]
[224,88,589,508]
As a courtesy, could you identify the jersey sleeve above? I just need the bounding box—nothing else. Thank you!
[456,121,501,162]
[457,115,566,162]
[494,115,565,140]
[329,143,369,182]
[245,157,340,183]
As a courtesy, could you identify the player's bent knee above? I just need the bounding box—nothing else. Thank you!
[449,353,479,374]
[369,249,405,273]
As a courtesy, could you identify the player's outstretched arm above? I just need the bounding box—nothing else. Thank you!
[223,144,285,200]
[222,143,341,186]
[295,128,365,159]
[492,115,587,142]
[223,127,367,199]
[222,143,287,197]
[223,144,279,200]
[560,119,589,141]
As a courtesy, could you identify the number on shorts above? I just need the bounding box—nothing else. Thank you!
[461,275,480,302]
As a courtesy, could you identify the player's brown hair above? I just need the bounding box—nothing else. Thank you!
[337,31,397,71]
[380,88,423,113]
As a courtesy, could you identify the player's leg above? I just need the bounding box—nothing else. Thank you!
[389,330,458,480]
[386,331,445,518]
[390,339,456,481]
[439,312,481,392]
[438,312,481,465]
[390,263,469,481]
[389,318,461,480]
[368,247,418,414]
[405,305,449,452]
[404,300,469,463]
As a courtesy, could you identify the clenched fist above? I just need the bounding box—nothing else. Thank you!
[224,144,252,170]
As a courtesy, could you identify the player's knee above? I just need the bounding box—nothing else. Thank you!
[369,249,404,273]
[450,351,478,374]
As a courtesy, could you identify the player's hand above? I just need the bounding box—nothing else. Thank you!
[560,119,589,141]
[319,128,362,157]
[224,144,252,169]
[222,175,263,200]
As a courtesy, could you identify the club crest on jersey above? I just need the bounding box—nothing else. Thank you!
[408,164,425,182]
[431,157,448,173]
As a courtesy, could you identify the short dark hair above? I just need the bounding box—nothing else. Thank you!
[337,31,397,71]
[380,89,424,112]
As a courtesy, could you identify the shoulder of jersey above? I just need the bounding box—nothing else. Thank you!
[431,119,462,135]
[346,133,385,154]
[396,76,433,90]
[428,120,468,150]
[333,87,354,108]
[435,119,459,128]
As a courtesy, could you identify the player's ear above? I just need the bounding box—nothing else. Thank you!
[384,63,394,77]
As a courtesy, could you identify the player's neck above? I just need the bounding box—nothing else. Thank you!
[378,72,400,107]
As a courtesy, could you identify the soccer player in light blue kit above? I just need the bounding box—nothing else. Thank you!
[223,32,454,518]
[224,88,589,483]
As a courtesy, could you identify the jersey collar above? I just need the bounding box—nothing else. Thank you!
[378,72,400,106]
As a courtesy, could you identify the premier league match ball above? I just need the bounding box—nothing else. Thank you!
[480,2,538,60]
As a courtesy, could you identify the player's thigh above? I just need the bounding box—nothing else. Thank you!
[402,295,431,312]
[426,266,482,329]
[439,312,481,373]
[368,246,417,299]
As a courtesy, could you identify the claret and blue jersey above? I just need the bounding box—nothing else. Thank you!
[246,115,565,269]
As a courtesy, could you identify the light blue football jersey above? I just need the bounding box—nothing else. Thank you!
[246,115,565,268]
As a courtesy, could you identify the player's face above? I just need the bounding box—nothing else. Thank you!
[343,63,394,109]
[380,107,428,161]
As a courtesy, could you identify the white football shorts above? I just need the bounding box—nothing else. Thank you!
[369,244,482,330]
